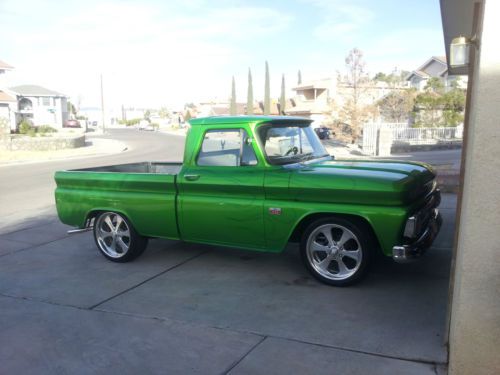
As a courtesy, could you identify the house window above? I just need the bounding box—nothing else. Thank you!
[42,97,51,106]
[197,129,258,167]
[19,98,33,111]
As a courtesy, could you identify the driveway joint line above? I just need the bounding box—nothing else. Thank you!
[96,305,448,366]
[0,238,33,246]
[0,292,89,312]
[223,336,267,374]
[0,214,57,236]
[88,250,210,310]
[0,234,73,259]
[0,292,447,366]
[271,335,447,366]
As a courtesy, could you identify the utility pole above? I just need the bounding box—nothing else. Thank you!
[100,74,105,133]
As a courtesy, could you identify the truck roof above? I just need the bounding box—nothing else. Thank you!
[188,115,312,126]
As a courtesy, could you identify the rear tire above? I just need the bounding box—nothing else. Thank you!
[300,217,371,286]
[93,211,148,263]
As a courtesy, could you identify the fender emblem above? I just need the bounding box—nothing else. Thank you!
[269,207,282,215]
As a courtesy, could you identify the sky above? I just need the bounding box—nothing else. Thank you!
[0,0,445,110]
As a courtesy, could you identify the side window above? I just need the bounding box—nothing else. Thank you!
[197,129,258,167]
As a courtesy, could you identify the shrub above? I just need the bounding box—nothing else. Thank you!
[37,125,57,134]
[18,119,35,134]
[118,118,141,126]
[125,118,142,126]
[18,121,59,137]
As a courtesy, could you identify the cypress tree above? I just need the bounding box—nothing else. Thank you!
[230,76,236,115]
[247,68,254,115]
[264,61,270,115]
[298,70,302,85]
[280,74,286,115]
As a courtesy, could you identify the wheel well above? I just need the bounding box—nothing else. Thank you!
[85,210,129,227]
[85,210,101,224]
[85,209,140,232]
[289,213,380,250]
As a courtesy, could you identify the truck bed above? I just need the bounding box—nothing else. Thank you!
[55,161,182,239]
[73,162,182,175]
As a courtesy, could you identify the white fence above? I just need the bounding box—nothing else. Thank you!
[391,127,462,145]
[362,123,463,156]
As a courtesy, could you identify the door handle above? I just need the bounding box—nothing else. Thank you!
[184,174,200,181]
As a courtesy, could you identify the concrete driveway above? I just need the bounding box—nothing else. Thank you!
[0,195,455,374]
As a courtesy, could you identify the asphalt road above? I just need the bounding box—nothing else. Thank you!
[0,129,185,230]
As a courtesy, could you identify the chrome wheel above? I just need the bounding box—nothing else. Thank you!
[306,223,362,281]
[95,212,131,259]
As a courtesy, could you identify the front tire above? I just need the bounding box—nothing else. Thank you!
[93,212,148,262]
[300,217,371,286]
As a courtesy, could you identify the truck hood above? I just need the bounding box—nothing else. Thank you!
[288,159,436,206]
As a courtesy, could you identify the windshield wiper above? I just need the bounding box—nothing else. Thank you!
[298,153,331,163]
[298,153,315,162]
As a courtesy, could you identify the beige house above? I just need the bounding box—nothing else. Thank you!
[288,78,335,126]
[289,77,409,126]
[195,100,285,117]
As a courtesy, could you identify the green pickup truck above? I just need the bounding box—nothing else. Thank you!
[55,116,441,286]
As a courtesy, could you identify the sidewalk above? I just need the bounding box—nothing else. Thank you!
[0,195,456,374]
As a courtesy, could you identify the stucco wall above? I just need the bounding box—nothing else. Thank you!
[0,134,85,151]
[448,1,500,373]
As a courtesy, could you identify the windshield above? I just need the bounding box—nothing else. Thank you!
[258,124,330,165]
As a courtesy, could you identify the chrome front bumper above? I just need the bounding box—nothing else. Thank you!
[392,208,443,263]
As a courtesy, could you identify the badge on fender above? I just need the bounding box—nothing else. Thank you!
[269,207,282,215]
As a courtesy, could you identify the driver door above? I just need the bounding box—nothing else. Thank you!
[178,128,266,249]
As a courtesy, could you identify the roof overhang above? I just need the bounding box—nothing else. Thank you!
[440,0,479,76]
[0,91,16,102]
